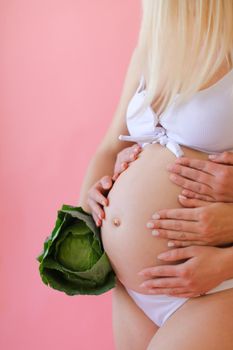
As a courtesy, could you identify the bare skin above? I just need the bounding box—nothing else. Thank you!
[147,288,233,350]
[100,57,233,294]
[100,144,209,293]
[113,278,233,350]
[112,278,158,350]
[110,59,233,349]
[83,52,233,348]
[168,153,233,202]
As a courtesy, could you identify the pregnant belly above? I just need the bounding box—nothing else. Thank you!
[100,143,208,293]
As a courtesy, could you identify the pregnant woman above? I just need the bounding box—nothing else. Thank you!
[78,1,233,349]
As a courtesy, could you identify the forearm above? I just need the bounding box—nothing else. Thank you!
[77,149,117,213]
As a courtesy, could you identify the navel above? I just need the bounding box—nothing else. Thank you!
[112,217,121,227]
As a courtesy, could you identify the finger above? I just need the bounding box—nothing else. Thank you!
[127,148,141,162]
[91,206,102,226]
[138,264,179,277]
[151,229,200,242]
[87,197,105,220]
[157,246,195,261]
[91,186,108,206]
[99,176,113,190]
[149,218,200,234]
[174,157,219,175]
[121,162,129,169]
[180,191,215,203]
[131,144,142,155]
[167,240,207,247]
[131,143,142,153]
[114,145,141,175]
[92,211,102,227]
[119,144,141,164]
[209,151,233,165]
[112,173,119,181]
[169,292,200,297]
[172,289,207,297]
[129,153,137,160]
[167,163,213,186]
[140,277,184,289]
[169,173,213,197]
[113,162,128,177]
[154,206,199,220]
[146,287,190,295]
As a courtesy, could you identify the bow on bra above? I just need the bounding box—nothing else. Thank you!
[118,127,184,157]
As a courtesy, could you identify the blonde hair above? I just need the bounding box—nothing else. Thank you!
[135,0,233,118]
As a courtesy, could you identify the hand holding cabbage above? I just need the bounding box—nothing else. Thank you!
[37,204,116,295]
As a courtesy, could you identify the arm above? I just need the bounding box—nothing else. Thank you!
[78,46,144,212]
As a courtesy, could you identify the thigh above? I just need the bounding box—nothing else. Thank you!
[112,278,159,350]
[147,288,233,350]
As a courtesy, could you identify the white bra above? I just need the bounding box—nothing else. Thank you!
[118,69,233,157]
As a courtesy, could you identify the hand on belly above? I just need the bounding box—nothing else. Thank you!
[100,143,209,293]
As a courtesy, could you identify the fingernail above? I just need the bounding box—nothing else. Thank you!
[130,154,135,160]
[168,241,175,247]
[208,154,217,159]
[140,282,146,287]
[146,222,154,228]
[178,194,187,200]
[152,230,159,236]
[152,213,160,220]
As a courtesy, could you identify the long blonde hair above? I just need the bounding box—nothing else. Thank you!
[136,0,233,117]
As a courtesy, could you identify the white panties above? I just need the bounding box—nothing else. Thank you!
[125,278,233,327]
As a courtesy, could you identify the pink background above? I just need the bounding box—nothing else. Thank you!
[1,1,140,349]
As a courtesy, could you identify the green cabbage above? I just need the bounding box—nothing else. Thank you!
[37,204,116,295]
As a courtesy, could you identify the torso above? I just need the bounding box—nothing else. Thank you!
[100,57,233,293]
